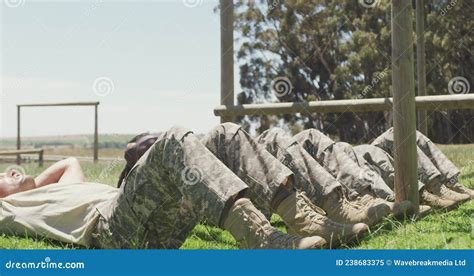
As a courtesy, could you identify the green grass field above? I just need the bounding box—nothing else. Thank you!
[0,144,472,249]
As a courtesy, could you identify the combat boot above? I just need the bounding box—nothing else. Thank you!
[322,188,391,226]
[438,185,470,204]
[223,198,326,249]
[420,189,457,210]
[350,193,411,218]
[416,205,432,218]
[447,182,474,200]
[276,191,369,247]
[382,200,414,218]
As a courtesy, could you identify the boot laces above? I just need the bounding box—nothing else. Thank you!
[233,205,270,248]
[347,193,372,209]
[440,185,461,197]
[333,188,361,215]
[453,183,472,194]
[251,222,298,248]
[296,191,326,223]
[421,190,442,204]
[267,228,301,247]
[252,225,271,248]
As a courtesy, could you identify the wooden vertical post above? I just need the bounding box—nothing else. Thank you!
[16,105,21,165]
[38,149,44,167]
[391,0,419,212]
[415,0,428,136]
[220,0,234,123]
[94,103,99,163]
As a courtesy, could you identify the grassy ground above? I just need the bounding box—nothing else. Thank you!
[0,144,472,249]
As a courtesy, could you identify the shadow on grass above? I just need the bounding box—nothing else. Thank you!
[270,219,286,229]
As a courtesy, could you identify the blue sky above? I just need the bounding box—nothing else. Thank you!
[1,0,240,137]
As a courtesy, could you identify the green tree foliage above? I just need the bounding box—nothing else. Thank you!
[233,0,472,143]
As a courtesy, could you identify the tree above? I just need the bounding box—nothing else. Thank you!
[233,0,472,143]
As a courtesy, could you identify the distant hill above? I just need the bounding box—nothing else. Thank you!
[0,134,139,150]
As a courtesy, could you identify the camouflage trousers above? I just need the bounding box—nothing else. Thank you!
[284,129,391,200]
[285,127,460,201]
[201,123,293,214]
[367,127,461,190]
[257,128,342,207]
[91,123,292,249]
[353,144,424,197]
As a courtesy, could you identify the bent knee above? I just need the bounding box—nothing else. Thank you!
[261,127,286,137]
[336,141,352,150]
[294,128,325,140]
[166,126,194,140]
[210,122,243,137]
[259,127,285,141]
[64,157,80,165]
[258,127,295,148]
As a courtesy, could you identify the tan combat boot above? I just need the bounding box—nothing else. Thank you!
[416,205,432,218]
[426,181,470,204]
[223,198,326,249]
[383,200,414,218]
[350,193,411,218]
[438,185,470,204]
[276,191,369,248]
[420,189,457,210]
[322,188,391,226]
[447,182,474,199]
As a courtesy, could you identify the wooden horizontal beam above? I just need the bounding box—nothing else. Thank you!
[18,102,100,107]
[214,94,474,117]
[0,149,44,155]
[0,154,120,163]
[0,149,44,166]
[0,149,43,156]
